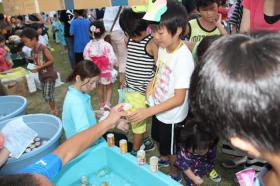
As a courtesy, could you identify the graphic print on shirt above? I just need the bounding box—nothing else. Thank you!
[153,57,172,103]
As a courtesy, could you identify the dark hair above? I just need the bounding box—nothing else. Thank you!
[189,31,280,152]
[179,119,218,152]
[0,13,4,21]
[20,27,38,40]
[74,9,85,16]
[67,60,100,82]
[119,8,148,38]
[89,20,105,39]
[0,174,40,186]
[196,35,221,62]
[196,0,219,10]
[17,16,24,21]
[0,35,6,43]
[30,23,43,31]
[150,0,187,37]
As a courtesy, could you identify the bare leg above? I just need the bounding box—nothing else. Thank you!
[133,133,144,151]
[49,101,59,116]
[169,155,178,175]
[105,83,113,107]
[97,84,104,109]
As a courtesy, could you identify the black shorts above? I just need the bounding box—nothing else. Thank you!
[151,116,185,156]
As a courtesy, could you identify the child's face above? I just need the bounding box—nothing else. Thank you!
[198,3,219,23]
[37,28,43,35]
[152,26,181,49]
[0,41,5,47]
[79,76,99,93]
[21,37,37,48]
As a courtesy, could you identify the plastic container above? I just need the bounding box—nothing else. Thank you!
[54,142,181,186]
[0,96,27,122]
[0,114,63,175]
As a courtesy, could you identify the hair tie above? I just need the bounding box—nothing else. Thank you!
[90,25,101,33]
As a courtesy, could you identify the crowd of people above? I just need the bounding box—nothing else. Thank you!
[0,0,279,185]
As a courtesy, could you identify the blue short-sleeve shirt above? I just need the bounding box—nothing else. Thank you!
[62,86,98,139]
[70,18,90,53]
[18,153,62,180]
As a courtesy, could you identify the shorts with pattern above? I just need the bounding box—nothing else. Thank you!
[41,78,55,102]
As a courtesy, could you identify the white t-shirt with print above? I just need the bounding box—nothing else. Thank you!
[152,44,194,124]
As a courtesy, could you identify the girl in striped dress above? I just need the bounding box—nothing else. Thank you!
[119,8,158,155]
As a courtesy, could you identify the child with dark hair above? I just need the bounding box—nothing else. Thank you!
[189,32,280,186]
[175,119,219,185]
[119,8,158,155]
[186,0,227,51]
[194,35,221,62]
[62,60,101,139]
[31,23,48,46]
[20,27,58,116]
[62,60,131,149]
[0,35,13,72]
[129,1,194,182]
[83,20,117,111]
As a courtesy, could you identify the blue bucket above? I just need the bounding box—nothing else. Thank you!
[54,142,182,186]
[0,114,63,175]
[0,96,27,122]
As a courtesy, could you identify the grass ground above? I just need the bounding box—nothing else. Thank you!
[22,36,243,185]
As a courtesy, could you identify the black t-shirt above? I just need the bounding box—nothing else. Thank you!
[59,10,73,37]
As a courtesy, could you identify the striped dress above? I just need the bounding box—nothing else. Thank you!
[125,35,155,94]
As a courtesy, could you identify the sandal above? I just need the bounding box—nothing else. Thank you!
[209,169,221,183]
[222,156,247,168]
[103,104,111,111]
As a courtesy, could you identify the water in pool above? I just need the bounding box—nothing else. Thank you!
[72,166,140,186]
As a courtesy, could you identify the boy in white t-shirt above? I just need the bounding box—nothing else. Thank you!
[129,1,194,181]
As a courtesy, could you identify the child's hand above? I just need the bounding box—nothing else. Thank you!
[215,13,223,26]
[193,176,203,185]
[31,65,41,73]
[127,108,150,123]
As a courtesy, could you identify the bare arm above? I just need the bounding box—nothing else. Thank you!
[129,89,187,123]
[184,169,204,185]
[216,14,228,35]
[33,48,53,73]
[52,104,125,165]
[146,38,159,63]
[240,8,250,33]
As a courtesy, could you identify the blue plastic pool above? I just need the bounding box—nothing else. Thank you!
[0,114,63,175]
[54,142,182,186]
[0,96,27,122]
